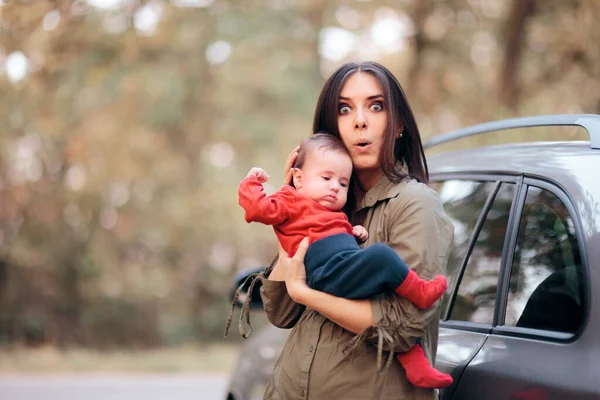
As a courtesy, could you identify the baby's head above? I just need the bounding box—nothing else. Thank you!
[292,133,353,211]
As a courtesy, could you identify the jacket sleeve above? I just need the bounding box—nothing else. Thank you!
[238,177,294,225]
[366,184,454,352]
[260,277,306,329]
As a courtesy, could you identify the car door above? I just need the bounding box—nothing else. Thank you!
[430,176,519,399]
[450,178,595,399]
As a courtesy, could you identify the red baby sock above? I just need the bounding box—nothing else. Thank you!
[395,269,447,309]
[396,345,453,389]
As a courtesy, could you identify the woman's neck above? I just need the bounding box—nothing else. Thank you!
[356,169,383,193]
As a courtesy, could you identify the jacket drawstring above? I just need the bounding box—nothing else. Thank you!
[224,255,279,339]
[343,323,396,375]
[223,271,261,339]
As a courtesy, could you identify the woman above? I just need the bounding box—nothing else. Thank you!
[261,61,454,399]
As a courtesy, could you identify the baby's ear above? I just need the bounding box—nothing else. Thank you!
[292,168,303,189]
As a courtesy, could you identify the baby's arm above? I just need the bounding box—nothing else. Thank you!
[352,225,369,242]
[239,167,292,225]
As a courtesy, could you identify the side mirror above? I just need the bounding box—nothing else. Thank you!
[228,265,266,310]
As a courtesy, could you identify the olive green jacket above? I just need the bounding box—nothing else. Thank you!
[260,175,454,400]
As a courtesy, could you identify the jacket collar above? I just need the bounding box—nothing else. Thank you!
[355,164,409,211]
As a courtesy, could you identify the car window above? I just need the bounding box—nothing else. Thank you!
[430,180,498,318]
[505,185,584,334]
[449,183,515,324]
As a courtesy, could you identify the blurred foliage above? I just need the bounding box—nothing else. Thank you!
[0,0,598,348]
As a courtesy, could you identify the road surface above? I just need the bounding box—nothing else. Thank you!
[0,374,229,400]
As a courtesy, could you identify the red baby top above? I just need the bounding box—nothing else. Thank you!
[238,176,353,256]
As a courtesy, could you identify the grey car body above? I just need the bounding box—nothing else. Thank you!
[226,115,600,400]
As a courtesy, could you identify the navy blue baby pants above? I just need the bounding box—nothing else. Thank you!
[304,233,409,299]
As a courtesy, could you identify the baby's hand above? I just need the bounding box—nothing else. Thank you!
[247,167,269,183]
[352,225,369,242]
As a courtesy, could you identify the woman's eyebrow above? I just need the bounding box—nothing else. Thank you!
[339,94,384,101]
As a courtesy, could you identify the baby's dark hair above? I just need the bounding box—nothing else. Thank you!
[293,132,350,169]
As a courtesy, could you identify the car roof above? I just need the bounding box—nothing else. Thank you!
[424,114,600,185]
[427,141,599,178]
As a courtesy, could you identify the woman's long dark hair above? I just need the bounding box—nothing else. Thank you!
[312,62,429,188]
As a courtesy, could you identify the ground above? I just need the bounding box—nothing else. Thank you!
[0,344,238,374]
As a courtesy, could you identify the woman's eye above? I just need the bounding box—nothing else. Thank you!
[370,103,383,112]
[339,105,351,115]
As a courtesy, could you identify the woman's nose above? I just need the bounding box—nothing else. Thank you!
[354,108,367,130]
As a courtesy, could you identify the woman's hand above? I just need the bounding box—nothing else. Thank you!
[283,146,300,186]
[278,237,375,332]
[277,237,311,304]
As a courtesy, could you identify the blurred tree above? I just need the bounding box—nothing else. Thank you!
[499,0,536,108]
[0,0,597,348]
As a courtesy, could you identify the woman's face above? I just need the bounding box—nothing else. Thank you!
[337,72,388,177]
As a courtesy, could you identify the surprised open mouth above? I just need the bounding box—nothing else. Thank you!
[355,140,372,150]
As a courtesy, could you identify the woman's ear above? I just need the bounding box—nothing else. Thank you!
[292,168,303,189]
[397,120,405,138]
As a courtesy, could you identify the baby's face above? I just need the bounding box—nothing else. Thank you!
[297,149,353,211]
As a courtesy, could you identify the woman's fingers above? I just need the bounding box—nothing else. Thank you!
[286,145,300,165]
[289,238,308,284]
[280,238,309,303]
[277,239,290,260]
[293,237,309,262]
[284,168,294,186]
[283,146,300,186]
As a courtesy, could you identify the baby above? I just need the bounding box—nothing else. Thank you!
[238,133,452,389]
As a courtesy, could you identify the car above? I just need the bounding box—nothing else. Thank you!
[225,114,600,400]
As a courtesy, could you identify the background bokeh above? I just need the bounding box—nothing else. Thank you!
[0,0,598,371]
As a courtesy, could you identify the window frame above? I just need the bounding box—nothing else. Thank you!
[431,173,521,333]
[434,174,589,342]
[491,177,590,342]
